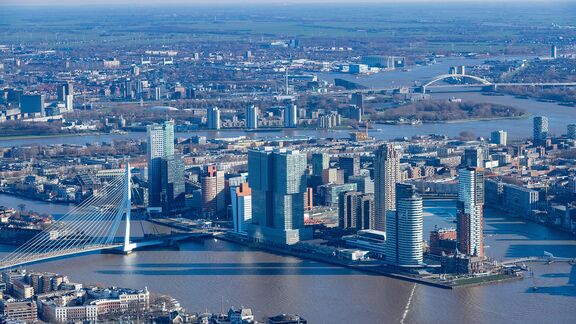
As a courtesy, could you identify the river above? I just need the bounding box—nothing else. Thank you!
[0,193,73,217]
[0,56,574,148]
[0,195,574,324]
[0,93,574,148]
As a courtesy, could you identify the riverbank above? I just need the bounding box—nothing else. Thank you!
[0,91,573,147]
[434,113,532,124]
[450,273,523,288]
[217,233,522,290]
[0,189,76,206]
[0,131,102,141]
[376,114,531,126]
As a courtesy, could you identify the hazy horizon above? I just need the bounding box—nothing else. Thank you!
[1,0,573,6]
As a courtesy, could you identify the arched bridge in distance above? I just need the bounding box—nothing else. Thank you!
[335,67,576,94]
[418,68,576,93]
[420,73,493,92]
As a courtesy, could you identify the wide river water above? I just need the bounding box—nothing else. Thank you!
[0,195,574,324]
[0,90,573,148]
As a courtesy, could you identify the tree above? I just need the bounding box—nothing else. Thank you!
[458,131,476,141]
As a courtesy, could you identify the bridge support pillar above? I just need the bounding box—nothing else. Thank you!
[121,163,136,254]
[482,84,497,92]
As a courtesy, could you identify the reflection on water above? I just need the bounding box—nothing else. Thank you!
[1,57,575,149]
[0,194,73,216]
[0,90,573,148]
[0,200,574,323]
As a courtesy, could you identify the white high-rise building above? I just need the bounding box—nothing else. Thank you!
[147,121,175,208]
[57,82,74,112]
[246,105,258,129]
[207,107,221,130]
[386,183,423,266]
[457,167,484,257]
[154,87,161,101]
[490,130,507,146]
[284,104,297,128]
[374,143,400,231]
[147,121,174,160]
[231,183,252,234]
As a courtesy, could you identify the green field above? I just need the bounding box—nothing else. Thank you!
[1,3,573,55]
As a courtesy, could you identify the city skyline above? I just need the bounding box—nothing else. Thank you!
[0,1,575,323]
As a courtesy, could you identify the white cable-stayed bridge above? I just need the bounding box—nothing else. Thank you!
[0,163,197,270]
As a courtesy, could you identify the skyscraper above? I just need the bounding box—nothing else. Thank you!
[136,79,144,100]
[339,191,359,229]
[348,175,375,194]
[207,107,221,130]
[57,85,66,102]
[457,167,485,257]
[551,45,557,59]
[338,191,374,230]
[567,124,576,140]
[160,154,185,214]
[57,81,74,112]
[247,147,311,245]
[533,116,548,146]
[201,165,225,216]
[490,130,507,146]
[463,147,486,168]
[339,156,360,181]
[124,80,134,100]
[311,153,329,177]
[231,182,252,234]
[322,168,341,185]
[385,183,423,266]
[154,87,162,101]
[245,105,258,129]
[351,92,364,110]
[374,143,400,231]
[356,194,375,230]
[147,121,175,210]
[284,103,297,128]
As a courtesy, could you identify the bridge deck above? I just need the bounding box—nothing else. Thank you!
[0,233,203,270]
[0,244,122,270]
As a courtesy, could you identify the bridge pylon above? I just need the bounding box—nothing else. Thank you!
[121,162,136,254]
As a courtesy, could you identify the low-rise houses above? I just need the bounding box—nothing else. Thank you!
[39,287,149,322]
[0,269,152,323]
